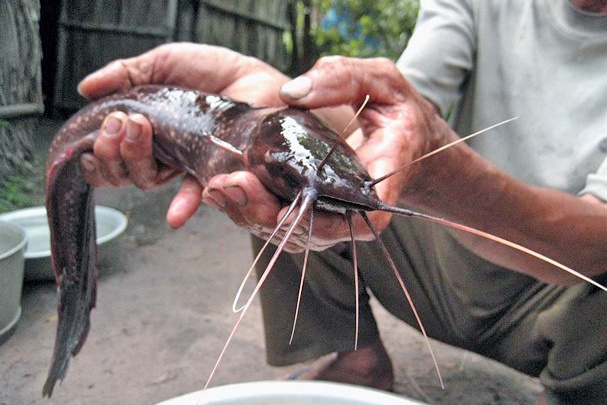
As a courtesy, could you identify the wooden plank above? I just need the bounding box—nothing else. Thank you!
[195,0,291,72]
[53,0,178,112]
[0,104,45,119]
[58,20,171,38]
[201,0,290,30]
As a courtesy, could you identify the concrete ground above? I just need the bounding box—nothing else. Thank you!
[0,119,542,404]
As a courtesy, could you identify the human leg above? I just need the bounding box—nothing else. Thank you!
[252,235,394,389]
[358,217,607,405]
[287,339,394,391]
[251,214,531,389]
[535,279,607,405]
[479,277,607,405]
[252,236,381,365]
[253,214,607,403]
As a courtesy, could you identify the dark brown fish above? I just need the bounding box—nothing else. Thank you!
[44,85,603,397]
[43,85,384,397]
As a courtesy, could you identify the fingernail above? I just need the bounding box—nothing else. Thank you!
[205,188,227,209]
[77,72,97,97]
[80,155,96,173]
[223,184,248,207]
[102,115,123,137]
[126,118,142,142]
[280,76,312,99]
[159,168,178,182]
[77,82,86,97]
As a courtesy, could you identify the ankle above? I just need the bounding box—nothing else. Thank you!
[330,340,394,390]
[336,340,393,377]
[286,339,394,391]
[535,392,548,405]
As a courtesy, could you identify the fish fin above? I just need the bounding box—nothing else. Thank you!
[43,141,98,397]
[204,131,245,162]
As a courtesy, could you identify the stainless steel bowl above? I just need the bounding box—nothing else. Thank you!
[0,206,127,281]
[0,220,26,344]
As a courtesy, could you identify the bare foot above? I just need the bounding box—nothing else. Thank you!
[287,339,394,391]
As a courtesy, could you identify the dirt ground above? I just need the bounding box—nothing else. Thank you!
[0,118,542,405]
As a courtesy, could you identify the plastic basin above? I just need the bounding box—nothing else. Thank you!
[155,381,428,405]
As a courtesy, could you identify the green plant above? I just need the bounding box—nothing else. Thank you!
[315,0,419,60]
[0,159,45,213]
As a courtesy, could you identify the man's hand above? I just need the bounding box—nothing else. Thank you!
[77,43,290,229]
[271,56,447,250]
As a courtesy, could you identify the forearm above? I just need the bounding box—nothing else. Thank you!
[407,119,607,285]
[453,180,606,285]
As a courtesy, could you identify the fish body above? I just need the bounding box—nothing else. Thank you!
[43,85,378,396]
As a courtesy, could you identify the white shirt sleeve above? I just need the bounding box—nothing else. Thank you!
[580,158,607,202]
[396,0,475,116]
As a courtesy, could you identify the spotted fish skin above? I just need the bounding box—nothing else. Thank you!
[43,85,376,397]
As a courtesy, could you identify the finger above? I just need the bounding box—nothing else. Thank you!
[202,172,282,230]
[202,174,249,227]
[279,56,410,109]
[78,43,288,103]
[81,153,111,187]
[78,60,133,100]
[307,209,390,247]
[77,50,159,100]
[120,114,177,190]
[93,112,131,186]
[281,207,371,246]
[77,43,182,99]
[251,227,307,254]
[166,176,203,229]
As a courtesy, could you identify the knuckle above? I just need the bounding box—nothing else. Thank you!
[369,56,393,66]
[81,171,104,187]
[133,178,154,191]
[315,55,349,70]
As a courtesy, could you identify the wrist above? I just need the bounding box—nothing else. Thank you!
[402,122,508,228]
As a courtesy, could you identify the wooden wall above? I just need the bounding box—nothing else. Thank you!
[52,0,294,112]
[0,0,43,184]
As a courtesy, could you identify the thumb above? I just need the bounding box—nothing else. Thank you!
[279,56,410,109]
[78,57,149,100]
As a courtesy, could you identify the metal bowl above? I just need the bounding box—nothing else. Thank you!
[0,206,127,281]
[154,381,428,405]
[0,220,27,344]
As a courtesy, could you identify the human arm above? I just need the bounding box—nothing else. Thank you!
[79,45,607,284]
[389,0,607,283]
[275,56,607,285]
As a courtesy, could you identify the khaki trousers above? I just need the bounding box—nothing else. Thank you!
[253,216,607,405]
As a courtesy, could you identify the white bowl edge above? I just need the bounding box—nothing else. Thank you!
[0,206,128,259]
